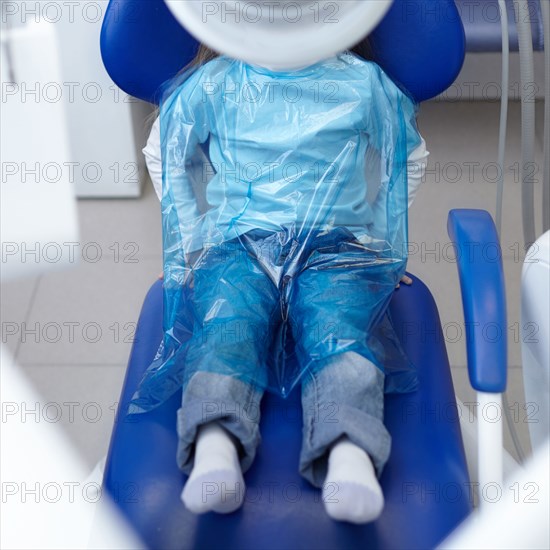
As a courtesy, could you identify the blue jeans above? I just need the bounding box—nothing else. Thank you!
[176,227,396,486]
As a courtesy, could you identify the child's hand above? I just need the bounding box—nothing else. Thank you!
[159,271,164,279]
[395,274,412,289]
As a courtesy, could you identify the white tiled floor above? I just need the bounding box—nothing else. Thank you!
[1,100,544,469]
[1,187,163,468]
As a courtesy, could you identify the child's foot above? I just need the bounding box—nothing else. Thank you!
[181,422,245,514]
[323,437,384,524]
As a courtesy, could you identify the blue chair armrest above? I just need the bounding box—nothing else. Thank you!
[447,209,507,393]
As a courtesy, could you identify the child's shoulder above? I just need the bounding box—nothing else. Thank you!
[336,52,382,79]
[194,55,239,80]
[336,53,411,101]
[163,56,235,103]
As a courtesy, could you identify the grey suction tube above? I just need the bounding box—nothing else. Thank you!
[514,0,537,249]
[498,0,527,464]
[542,0,550,232]
[496,0,510,237]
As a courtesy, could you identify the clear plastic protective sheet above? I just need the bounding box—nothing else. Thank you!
[129,53,422,414]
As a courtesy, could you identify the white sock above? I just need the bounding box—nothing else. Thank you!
[181,422,245,514]
[323,437,384,524]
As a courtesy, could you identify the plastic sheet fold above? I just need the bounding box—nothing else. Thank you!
[129,53,422,414]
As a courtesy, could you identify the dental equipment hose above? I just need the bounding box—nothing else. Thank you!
[496,0,510,237]
[542,0,550,232]
[0,2,17,83]
[499,0,527,464]
[514,0,537,249]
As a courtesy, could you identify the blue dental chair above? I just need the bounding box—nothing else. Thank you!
[101,1,507,548]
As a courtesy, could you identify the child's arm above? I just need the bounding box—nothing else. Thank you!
[406,136,429,207]
[147,71,212,258]
[143,116,163,200]
[144,115,203,274]
[367,64,429,243]
[369,135,429,243]
[142,117,163,278]
[395,138,428,289]
[364,65,429,290]
[144,112,204,226]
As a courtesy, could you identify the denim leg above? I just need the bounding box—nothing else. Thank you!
[183,242,280,389]
[176,371,264,474]
[176,240,279,474]
[289,229,397,487]
[299,352,391,487]
[288,233,401,374]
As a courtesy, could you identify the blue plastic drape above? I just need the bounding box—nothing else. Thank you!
[129,53,422,414]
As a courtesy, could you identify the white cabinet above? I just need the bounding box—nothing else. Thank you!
[3,1,151,197]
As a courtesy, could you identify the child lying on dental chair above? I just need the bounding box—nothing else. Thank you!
[139,44,428,524]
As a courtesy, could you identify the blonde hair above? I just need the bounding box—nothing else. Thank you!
[189,43,219,68]
[148,43,219,124]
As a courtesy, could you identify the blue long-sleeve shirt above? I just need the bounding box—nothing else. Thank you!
[149,53,427,252]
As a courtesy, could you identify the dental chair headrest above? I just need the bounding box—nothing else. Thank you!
[100,0,466,104]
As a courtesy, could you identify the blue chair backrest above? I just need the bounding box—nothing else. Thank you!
[101,0,466,104]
